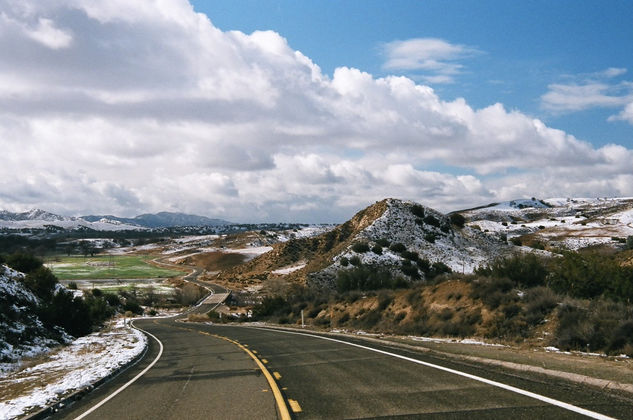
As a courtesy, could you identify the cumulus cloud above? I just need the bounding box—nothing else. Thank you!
[382,38,478,84]
[0,0,632,222]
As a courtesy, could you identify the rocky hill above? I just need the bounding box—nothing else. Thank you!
[458,197,633,250]
[213,199,511,290]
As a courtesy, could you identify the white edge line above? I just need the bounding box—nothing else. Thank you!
[73,322,164,420]
[255,328,617,420]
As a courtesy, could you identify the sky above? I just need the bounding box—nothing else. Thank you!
[0,0,632,223]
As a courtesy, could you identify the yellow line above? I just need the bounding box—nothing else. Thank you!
[273,372,282,380]
[210,334,291,420]
[262,359,268,364]
[288,399,302,413]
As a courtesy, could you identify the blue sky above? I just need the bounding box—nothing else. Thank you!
[0,0,632,222]
[194,0,633,147]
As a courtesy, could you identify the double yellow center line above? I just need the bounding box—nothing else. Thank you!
[198,330,293,420]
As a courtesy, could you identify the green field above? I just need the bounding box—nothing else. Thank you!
[48,255,183,280]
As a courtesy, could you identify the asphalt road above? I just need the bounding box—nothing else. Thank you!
[53,318,633,420]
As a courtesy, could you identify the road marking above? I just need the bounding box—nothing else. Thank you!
[73,322,164,420]
[261,358,268,364]
[210,333,291,420]
[288,399,302,413]
[273,371,282,380]
[256,328,616,420]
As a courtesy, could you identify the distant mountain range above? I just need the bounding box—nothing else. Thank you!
[81,212,231,228]
[0,209,232,230]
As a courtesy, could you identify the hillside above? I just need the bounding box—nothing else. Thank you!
[0,209,232,231]
[81,212,231,228]
[0,266,70,372]
[212,199,511,290]
[459,197,633,250]
[0,209,142,231]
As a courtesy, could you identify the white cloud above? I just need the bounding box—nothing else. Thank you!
[0,1,632,222]
[25,18,73,49]
[382,38,478,84]
[541,68,633,120]
[608,101,633,124]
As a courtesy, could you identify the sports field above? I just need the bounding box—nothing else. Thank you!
[48,255,183,280]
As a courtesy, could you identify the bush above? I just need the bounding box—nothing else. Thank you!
[352,242,370,253]
[476,254,548,288]
[372,245,383,255]
[401,250,419,261]
[39,290,93,337]
[123,300,144,315]
[388,243,405,253]
[471,277,515,309]
[523,287,559,325]
[339,257,349,267]
[375,238,390,247]
[337,266,401,292]
[23,267,58,301]
[449,213,466,228]
[253,296,290,318]
[424,233,436,243]
[349,256,362,266]
[423,215,440,227]
[6,252,43,274]
[411,205,425,218]
[401,265,421,280]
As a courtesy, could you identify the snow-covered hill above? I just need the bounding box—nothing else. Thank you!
[459,197,633,250]
[0,209,144,231]
[217,198,512,289]
[0,266,70,373]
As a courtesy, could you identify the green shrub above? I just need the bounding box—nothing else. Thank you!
[423,215,440,227]
[349,256,362,266]
[6,252,43,274]
[401,250,419,261]
[476,254,548,288]
[352,242,370,253]
[389,243,406,253]
[339,257,349,267]
[449,213,466,228]
[23,267,58,301]
[375,238,390,247]
[372,245,383,255]
[424,233,436,243]
[411,205,425,218]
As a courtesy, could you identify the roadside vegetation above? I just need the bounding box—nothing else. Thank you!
[250,249,633,357]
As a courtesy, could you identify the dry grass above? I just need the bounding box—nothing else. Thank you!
[184,251,247,271]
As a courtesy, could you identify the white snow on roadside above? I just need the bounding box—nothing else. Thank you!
[410,336,507,347]
[0,319,146,419]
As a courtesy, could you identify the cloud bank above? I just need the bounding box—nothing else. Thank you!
[0,0,632,222]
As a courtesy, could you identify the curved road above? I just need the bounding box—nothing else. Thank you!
[53,319,633,419]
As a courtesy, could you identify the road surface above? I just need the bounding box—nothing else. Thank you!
[54,319,633,419]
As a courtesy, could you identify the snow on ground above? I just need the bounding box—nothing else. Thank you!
[0,319,146,419]
[224,246,273,260]
[410,336,507,347]
[272,263,307,275]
